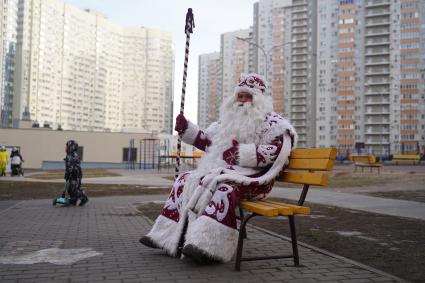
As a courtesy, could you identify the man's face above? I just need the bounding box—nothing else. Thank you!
[236,92,253,105]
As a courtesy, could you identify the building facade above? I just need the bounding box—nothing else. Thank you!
[0,0,19,128]
[198,52,221,129]
[198,0,425,154]
[221,29,251,100]
[315,0,425,155]
[11,0,174,133]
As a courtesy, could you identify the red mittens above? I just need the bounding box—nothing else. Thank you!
[175,113,188,135]
[223,140,239,165]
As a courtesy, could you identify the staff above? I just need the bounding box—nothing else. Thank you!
[175,8,195,179]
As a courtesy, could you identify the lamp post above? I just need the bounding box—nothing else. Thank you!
[235,37,296,81]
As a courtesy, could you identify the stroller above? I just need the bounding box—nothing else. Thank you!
[53,179,88,207]
[10,156,24,176]
[52,180,72,206]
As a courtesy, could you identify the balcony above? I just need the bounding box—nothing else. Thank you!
[365,128,390,135]
[291,85,307,91]
[365,139,390,145]
[292,78,307,84]
[292,0,307,6]
[365,67,390,75]
[365,18,390,27]
[365,98,390,105]
[365,9,390,18]
[365,108,390,115]
[365,48,390,56]
[292,70,307,77]
[364,119,390,125]
[291,113,307,120]
[292,20,307,28]
[364,29,390,36]
[292,121,306,127]
[365,0,390,8]
[291,99,306,105]
[364,87,390,95]
[292,49,307,55]
[293,42,307,48]
[291,106,307,113]
[292,63,307,70]
[365,38,390,46]
[292,92,307,98]
[292,5,307,13]
[292,28,308,35]
[365,58,390,66]
[292,13,308,20]
[365,78,390,85]
[291,56,307,63]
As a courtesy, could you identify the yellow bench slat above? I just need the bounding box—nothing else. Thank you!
[239,201,279,216]
[290,148,337,160]
[254,200,294,215]
[277,171,328,186]
[288,158,335,171]
[351,156,370,163]
[356,163,382,167]
[393,154,420,160]
[259,200,311,215]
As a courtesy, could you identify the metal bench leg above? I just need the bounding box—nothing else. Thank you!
[238,207,247,239]
[288,215,300,267]
[235,213,255,271]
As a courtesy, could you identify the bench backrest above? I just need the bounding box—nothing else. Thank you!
[393,154,420,160]
[276,148,337,187]
[192,151,204,158]
[351,155,377,164]
[170,151,186,157]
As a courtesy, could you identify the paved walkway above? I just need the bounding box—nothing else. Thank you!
[270,187,425,221]
[0,196,404,283]
[9,168,425,221]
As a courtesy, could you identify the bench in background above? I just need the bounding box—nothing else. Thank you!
[392,154,421,165]
[350,155,383,173]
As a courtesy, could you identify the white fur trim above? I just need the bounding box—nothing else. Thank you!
[146,214,184,256]
[184,215,238,262]
[238,143,258,167]
[181,121,200,145]
[202,131,293,194]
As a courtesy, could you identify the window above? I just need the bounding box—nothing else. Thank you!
[122,148,137,162]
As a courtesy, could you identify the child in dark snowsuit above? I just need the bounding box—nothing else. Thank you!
[64,140,88,206]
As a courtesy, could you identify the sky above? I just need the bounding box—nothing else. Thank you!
[64,0,257,124]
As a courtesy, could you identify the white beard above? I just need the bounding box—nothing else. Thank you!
[195,94,273,175]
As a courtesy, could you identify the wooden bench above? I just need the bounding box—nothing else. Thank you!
[392,154,421,165]
[350,155,383,173]
[235,148,337,271]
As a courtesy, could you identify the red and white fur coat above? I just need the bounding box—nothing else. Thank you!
[145,94,297,262]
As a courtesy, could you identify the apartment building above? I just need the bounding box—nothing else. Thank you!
[289,0,317,148]
[269,5,292,114]
[0,0,19,128]
[11,0,174,133]
[197,30,251,128]
[315,0,425,155]
[198,52,221,129]
[221,29,251,100]
[199,0,425,154]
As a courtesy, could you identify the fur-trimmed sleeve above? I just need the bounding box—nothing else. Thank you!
[180,121,219,151]
[238,135,284,167]
[238,112,297,168]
